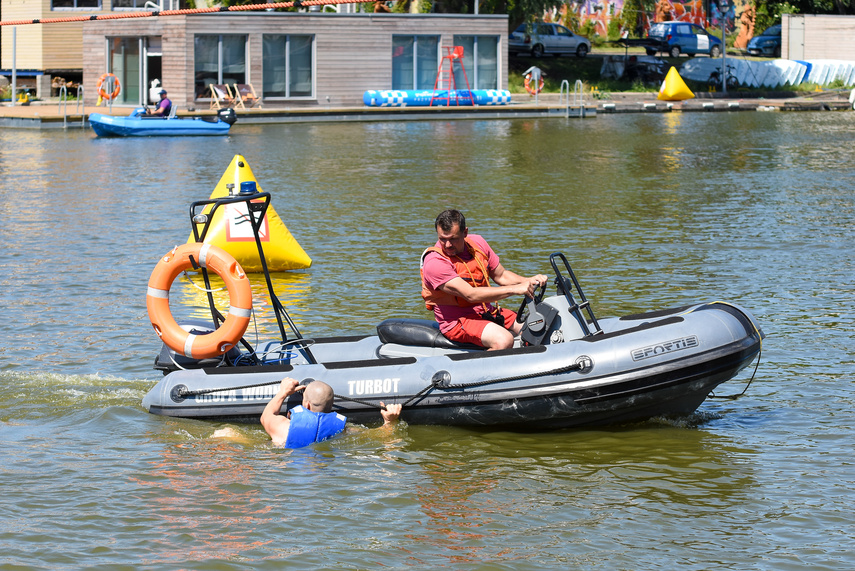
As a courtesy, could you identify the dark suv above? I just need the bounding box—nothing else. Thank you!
[647,21,723,58]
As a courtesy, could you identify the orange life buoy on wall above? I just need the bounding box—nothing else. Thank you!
[96,73,122,101]
[524,73,544,95]
[147,243,252,359]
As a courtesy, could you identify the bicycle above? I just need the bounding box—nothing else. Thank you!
[708,64,739,91]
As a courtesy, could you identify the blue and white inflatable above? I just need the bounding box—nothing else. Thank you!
[680,58,855,89]
[363,89,511,107]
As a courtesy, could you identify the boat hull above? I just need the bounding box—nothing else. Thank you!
[89,113,231,137]
[142,302,763,429]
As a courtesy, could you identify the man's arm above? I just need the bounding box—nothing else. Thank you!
[492,264,549,290]
[261,378,304,446]
[439,263,548,304]
[379,402,402,426]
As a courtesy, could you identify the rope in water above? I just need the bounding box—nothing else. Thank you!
[0,0,374,26]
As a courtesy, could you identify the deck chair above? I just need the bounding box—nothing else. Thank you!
[209,84,235,110]
[233,83,262,109]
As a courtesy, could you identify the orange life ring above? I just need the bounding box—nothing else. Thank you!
[96,73,121,101]
[146,243,252,359]
[524,73,544,95]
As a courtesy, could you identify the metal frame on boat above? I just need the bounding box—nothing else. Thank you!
[142,188,764,429]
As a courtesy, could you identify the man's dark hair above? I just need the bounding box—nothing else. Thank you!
[435,209,466,232]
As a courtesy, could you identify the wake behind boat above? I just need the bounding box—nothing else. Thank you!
[141,177,764,429]
[89,107,236,137]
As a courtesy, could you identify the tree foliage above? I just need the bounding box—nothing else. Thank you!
[475,0,560,30]
[211,0,855,30]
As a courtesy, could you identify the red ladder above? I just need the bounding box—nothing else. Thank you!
[430,46,474,107]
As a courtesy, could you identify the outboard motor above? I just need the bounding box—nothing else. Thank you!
[218,107,238,125]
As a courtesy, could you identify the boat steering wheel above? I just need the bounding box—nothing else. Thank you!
[515,280,548,325]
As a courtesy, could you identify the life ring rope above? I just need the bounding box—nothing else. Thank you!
[97,72,121,101]
[147,243,252,360]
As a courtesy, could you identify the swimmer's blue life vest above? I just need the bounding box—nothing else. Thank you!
[285,405,347,448]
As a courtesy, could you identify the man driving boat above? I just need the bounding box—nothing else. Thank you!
[421,209,548,350]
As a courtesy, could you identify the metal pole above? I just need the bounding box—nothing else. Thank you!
[11,27,16,106]
[721,2,727,94]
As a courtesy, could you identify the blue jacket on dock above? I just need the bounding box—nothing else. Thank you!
[285,405,347,448]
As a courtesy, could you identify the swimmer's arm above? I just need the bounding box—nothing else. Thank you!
[261,378,304,446]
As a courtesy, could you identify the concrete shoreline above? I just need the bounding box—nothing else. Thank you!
[1,90,851,129]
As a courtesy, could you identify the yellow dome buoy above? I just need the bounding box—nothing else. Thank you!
[187,155,312,272]
[658,67,695,102]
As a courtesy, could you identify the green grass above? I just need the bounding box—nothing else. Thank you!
[508,54,661,94]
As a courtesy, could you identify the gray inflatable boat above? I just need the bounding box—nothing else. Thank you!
[141,192,764,429]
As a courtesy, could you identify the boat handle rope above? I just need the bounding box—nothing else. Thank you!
[172,359,584,410]
[336,360,585,409]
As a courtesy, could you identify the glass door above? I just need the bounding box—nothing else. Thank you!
[108,37,141,105]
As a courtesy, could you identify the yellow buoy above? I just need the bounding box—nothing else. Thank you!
[658,67,695,102]
[187,155,312,272]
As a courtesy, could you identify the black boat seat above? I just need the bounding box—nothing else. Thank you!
[376,318,484,351]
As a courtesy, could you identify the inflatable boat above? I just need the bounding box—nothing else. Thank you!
[141,190,764,429]
[89,107,236,137]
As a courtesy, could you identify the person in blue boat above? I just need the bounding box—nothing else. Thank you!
[148,89,172,117]
[261,378,402,448]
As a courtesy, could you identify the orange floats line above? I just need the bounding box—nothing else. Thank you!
[1,0,373,26]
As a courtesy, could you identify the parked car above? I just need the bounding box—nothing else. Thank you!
[509,23,591,58]
[646,21,723,58]
[747,24,782,58]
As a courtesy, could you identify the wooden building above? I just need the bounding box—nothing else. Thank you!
[1,0,121,96]
[782,14,855,60]
[80,12,509,108]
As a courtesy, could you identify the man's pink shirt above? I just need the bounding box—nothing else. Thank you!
[422,234,500,333]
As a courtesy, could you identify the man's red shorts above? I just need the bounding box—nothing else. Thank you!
[443,308,518,346]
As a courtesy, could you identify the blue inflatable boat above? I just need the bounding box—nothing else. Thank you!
[89,108,236,137]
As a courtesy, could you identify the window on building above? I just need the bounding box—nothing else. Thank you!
[113,0,155,9]
[194,35,247,99]
[51,0,100,9]
[452,36,499,90]
[392,35,439,90]
[262,35,314,98]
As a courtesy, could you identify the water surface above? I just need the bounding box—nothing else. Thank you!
[1,111,853,568]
